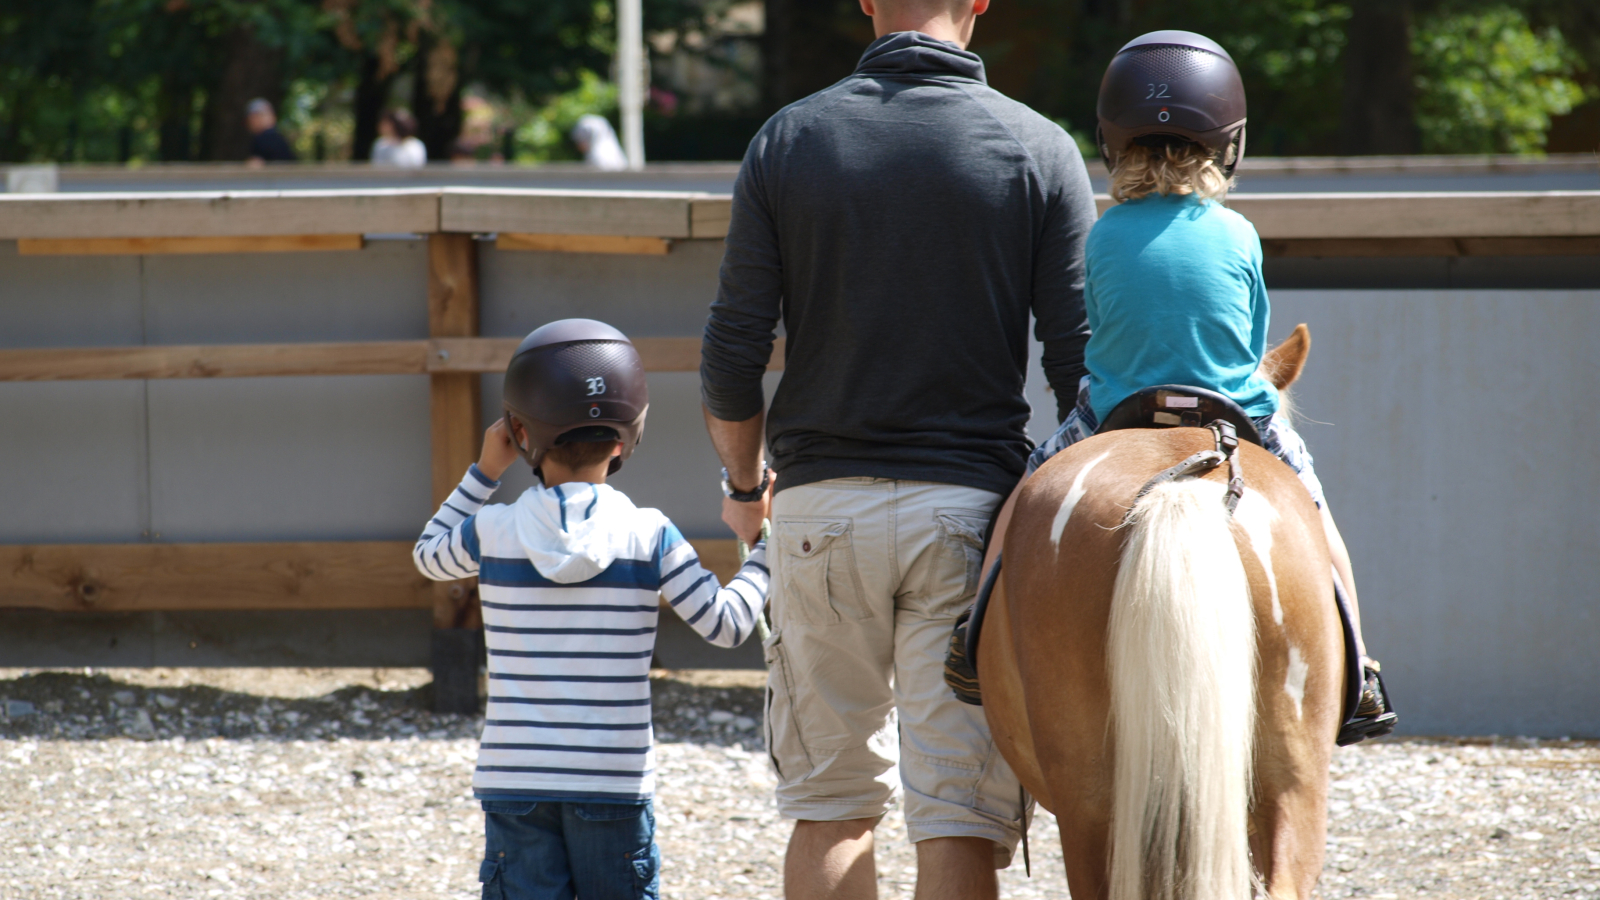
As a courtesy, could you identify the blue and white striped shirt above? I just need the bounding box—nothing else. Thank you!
[414,465,769,800]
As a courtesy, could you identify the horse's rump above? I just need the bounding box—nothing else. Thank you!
[980,426,1343,900]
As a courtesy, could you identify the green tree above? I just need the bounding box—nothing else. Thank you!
[1413,5,1590,152]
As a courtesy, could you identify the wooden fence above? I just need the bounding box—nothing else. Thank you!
[2,186,1597,711]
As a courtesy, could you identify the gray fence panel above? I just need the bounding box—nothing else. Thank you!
[147,375,432,542]
[1269,290,1600,738]
[0,381,150,543]
[140,240,429,343]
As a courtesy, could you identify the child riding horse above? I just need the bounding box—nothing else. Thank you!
[948,30,1397,900]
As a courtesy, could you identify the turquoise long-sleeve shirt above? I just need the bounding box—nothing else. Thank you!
[1082,192,1279,422]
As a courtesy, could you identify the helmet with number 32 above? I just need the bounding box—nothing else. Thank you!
[1095,30,1248,176]
[501,318,649,476]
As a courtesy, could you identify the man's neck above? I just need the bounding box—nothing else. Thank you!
[868,4,979,48]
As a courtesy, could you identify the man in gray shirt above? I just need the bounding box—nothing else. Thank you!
[700,2,1097,897]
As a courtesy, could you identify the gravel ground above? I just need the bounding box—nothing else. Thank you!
[0,667,1596,899]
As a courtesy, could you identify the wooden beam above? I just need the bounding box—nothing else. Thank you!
[0,341,430,381]
[1262,236,1600,258]
[0,541,433,612]
[0,189,440,240]
[0,336,788,382]
[689,538,742,586]
[496,233,672,255]
[0,538,741,612]
[427,336,786,374]
[428,233,483,632]
[1228,192,1600,240]
[690,195,732,239]
[440,187,695,238]
[16,234,364,256]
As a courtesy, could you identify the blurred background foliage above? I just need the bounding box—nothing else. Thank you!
[0,0,1594,163]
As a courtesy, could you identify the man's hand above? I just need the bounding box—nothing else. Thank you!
[722,473,774,547]
[477,417,523,482]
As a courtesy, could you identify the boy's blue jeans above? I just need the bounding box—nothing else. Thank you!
[479,799,659,900]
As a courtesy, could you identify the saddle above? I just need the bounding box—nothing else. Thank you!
[1097,384,1263,446]
[944,385,1390,744]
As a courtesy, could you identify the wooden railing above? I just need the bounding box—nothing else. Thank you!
[3,186,1597,708]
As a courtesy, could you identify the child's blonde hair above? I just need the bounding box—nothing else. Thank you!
[1109,140,1234,203]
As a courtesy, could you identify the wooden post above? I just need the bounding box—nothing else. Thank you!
[427,233,485,714]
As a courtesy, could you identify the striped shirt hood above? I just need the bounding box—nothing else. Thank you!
[513,481,635,584]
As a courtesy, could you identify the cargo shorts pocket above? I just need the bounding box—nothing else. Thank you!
[924,509,990,617]
[763,630,814,783]
[479,857,504,900]
[774,518,870,625]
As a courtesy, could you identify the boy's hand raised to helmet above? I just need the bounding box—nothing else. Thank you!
[478,418,523,482]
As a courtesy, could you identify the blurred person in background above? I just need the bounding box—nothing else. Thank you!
[371,109,427,167]
[245,99,296,166]
[570,114,628,170]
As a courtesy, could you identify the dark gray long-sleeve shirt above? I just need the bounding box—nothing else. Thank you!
[701,31,1097,497]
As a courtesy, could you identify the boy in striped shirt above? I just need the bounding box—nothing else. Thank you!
[414,319,770,900]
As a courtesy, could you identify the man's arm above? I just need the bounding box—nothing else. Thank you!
[701,129,783,539]
[704,407,771,544]
[1031,137,1098,422]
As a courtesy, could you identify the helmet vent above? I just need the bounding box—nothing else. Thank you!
[547,340,634,376]
[1124,45,1214,81]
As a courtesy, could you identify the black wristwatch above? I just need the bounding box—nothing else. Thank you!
[721,466,772,503]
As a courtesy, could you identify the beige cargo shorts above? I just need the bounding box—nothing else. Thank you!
[762,477,1027,866]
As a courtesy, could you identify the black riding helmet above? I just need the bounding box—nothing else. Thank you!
[501,318,649,477]
[1095,30,1247,176]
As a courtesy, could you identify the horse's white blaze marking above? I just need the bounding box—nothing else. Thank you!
[1284,644,1309,720]
[1235,490,1283,625]
[1050,451,1112,553]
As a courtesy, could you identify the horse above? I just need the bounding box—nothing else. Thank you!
[978,324,1343,900]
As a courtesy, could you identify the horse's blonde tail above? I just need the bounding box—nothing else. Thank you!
[1109,479,1256,900]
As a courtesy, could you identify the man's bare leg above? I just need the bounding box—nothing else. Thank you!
[914,837,999,900]
[786,818,879,900]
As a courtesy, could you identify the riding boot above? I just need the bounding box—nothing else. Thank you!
[1337,658,1398,746]
[944,607,983,706]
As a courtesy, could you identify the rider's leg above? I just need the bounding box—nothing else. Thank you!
[1320,501,1366,661]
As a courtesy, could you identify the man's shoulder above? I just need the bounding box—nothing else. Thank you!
[962,86,1079,158]
[751,78,860,145]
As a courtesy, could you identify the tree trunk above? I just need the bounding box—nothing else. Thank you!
[1340,0,1417,155]
[157,79,196,162]
[352,54,395,162]
[412,32,462,161]
[201,27,285,161]
[762,0,874,112]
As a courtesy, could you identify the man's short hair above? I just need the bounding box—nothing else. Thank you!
[246,98,273,116]
[544,439,621,470]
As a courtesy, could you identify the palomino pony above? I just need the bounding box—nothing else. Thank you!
[979,325,1342,900]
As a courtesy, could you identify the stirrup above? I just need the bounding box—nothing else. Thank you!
[944,608,983,706]
[1337,662,1398,746]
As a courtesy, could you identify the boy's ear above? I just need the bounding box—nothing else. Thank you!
[611,442,624,458]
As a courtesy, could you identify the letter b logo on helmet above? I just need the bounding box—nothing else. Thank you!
[1095,30,1248,175]
[501,319,649,476]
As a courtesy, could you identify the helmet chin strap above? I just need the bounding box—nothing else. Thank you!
[1223,125,1246,178]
